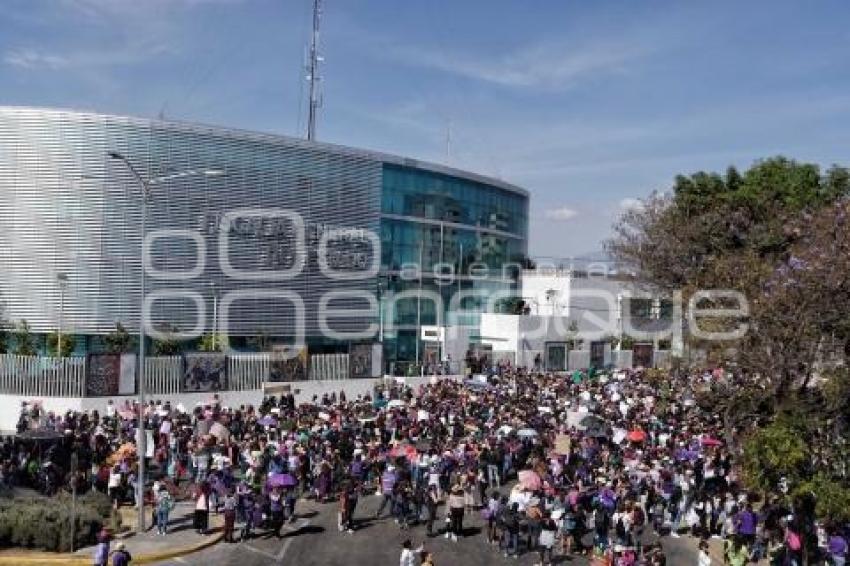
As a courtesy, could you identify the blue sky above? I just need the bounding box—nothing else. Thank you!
[3,0,850,259]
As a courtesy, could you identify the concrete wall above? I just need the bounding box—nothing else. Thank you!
[0,375,464,433]
[521,270,571,316]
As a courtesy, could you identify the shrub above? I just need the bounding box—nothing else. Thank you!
[0,494,114,552]
[794,474,850,523]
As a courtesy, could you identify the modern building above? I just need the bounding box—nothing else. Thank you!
[0,106,529,368]
[475,269,679,370]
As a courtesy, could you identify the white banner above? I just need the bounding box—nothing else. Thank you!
[119,354,136,395]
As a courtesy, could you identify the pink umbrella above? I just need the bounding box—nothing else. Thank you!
[518,470,542,491]
[118,408,136,420]
[390,444,418,462]
[701,436,723,447]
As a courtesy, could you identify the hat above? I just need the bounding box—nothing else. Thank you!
[116,542,126,551]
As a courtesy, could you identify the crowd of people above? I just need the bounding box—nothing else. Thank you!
[7,365,850,565]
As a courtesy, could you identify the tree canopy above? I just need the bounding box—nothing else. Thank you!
[610,157,850,513]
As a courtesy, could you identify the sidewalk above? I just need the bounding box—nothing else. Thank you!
[0,502,223,565]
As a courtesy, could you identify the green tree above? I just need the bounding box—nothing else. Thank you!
[794,474,850,523]
[608,157,850,424]
[742,421,808,495]
[197,333,225,352]
[46,331,76,357]
[13,319,37,356]
[151,324,183,356]
[103,322,132,354]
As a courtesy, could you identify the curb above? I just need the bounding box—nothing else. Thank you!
[0,528,223,565]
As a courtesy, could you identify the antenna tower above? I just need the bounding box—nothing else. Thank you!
[306,0,322,141]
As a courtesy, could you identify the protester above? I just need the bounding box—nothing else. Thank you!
[10,365,848,564]
[111,541,132,566]
[154,484,173,535]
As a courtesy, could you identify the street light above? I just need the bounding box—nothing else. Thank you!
[208,281,218,351]
[56,273,68,358]
[107,151,222,533]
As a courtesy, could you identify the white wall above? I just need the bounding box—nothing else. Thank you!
[0,375,464,433]
[521,270,571,316]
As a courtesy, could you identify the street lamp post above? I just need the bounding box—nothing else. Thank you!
[108,151,151,534]
[56,273,68,357]
[209,281,218,350]
[107,152,222,533]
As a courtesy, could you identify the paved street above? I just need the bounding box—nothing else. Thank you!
[152,496,698,566]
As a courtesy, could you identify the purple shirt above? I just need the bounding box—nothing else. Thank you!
[828,535,847,556]
[735,510,757,535]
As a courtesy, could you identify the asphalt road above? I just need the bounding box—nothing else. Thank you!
[153,496,697,566]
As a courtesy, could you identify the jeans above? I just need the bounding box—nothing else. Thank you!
[539,546,553,565]
[502,531,519,555]
[487,464,500,487]
[156,508,170,534]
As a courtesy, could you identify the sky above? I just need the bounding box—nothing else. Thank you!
[3,0,850,259]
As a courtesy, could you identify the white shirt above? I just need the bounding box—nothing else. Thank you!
[698,549,712,566]
[399,546,422,566]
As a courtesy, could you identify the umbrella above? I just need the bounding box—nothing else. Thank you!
[497,425,514,436]
[209,422,230,442]
[517,428,538,438]
[118,408,136,420]
[387,399,406,408]
[518,470,542,491]
[627,429,647,443]
[16,428,64,441]
[258,416,277,427]
[701,436,723,447]
[578,415,605,431]
[267,473,298,488]
[390,444,418,462]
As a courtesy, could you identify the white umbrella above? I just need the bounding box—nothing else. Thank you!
[498,425,514,436]
[387,399,406,408]
[517,428,538,438]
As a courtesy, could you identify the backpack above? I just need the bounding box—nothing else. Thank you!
[616,516,626,538]
[787,530,801,552]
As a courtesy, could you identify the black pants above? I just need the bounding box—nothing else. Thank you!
[450,508,464,537]
[194,509,208,532]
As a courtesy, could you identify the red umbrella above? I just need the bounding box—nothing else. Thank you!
[390,444,418,462]
[701,436,722,447]
[627,429,647,443]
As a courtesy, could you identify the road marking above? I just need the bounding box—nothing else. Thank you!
[276,519,310,562]
[240,543,279,560]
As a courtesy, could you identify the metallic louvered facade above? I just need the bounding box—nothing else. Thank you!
[0,107,529,359]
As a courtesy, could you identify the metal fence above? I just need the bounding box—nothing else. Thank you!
[309,354,349,381]
[229,354,271,391]
[0,354,86,397]
[144,356,182,395]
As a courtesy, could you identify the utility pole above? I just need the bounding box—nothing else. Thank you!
[306,0,322,141]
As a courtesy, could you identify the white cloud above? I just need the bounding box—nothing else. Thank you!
[4,49,68,70]
[395,38,650,90]
[619,197,644,210]
[544,206,579,221]
[3,40,172,71]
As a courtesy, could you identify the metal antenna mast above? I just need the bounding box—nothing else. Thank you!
[306,0,322,141]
